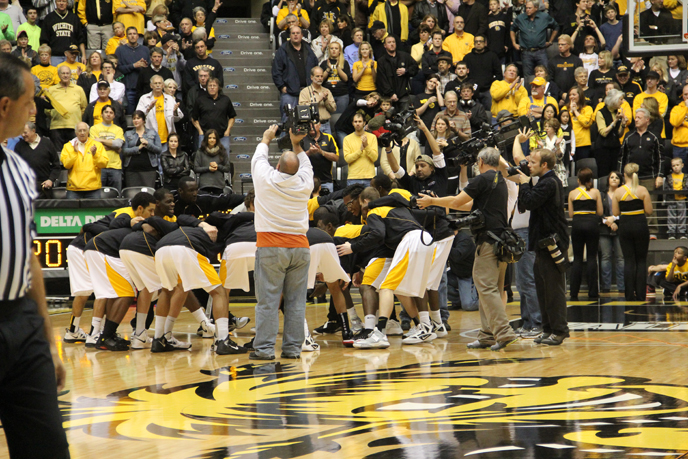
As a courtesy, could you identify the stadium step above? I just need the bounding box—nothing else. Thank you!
[217,17,282,190]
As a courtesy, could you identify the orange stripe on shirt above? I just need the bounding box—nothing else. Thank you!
[256,232,309,248]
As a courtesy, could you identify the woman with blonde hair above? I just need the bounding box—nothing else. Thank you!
[76,51,102,96]
[312,19,343,63]
[352,41,376,97]
[641,96,665,139]
[667,55,688,107]
[588,50,615,104]
[568,167,604,300]
[612,163,653,301]
[321,41,351,113]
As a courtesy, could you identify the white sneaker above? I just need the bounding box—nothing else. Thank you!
[302,333,320,352]
[386,319,403,336]
[230,316,250,331]
[403,325,417,339]
[85,332,100,348]
[165,333,192,350]
[431,320,448,338]
[200,319,216,339]
[63,327,88,343]
[130,329,151,349]
[353,327,390,349]
[402,323,437,345]
[250,327,256,333]
[350,316,363,334]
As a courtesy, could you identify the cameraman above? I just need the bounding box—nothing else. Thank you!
[385,116,448,197]
[417,148,520,351]
[514,147,570,346]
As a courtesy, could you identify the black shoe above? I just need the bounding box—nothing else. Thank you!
[570,296,578,301]
[443,321,452,331]
[447,303,461,311]
[280,352,301,358]
[352,328,373,341]
[313,320,341,335]
[466,340,492,349]
[215,337,247,355]
[342,329,354,347]
[249,351,275,360]
[151,336,175,353]
[242,337,255,351]
[114,334,130,345]
[541,334,566,345]
[96,335,129,351]
[490,337,520,351]
[534,333,550,344]
[401,319,411,331]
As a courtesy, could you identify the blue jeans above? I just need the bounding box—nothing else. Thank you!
[197,135,231,154]
[438,269,449,321]
[674,146,688,173]
[347,179,371,186]
[514,227,541,330]
[320,182,333,192]
[125,88,137,114]
[51,56,66,67]
[66,189,101,199]
[447,271,479,311]
[280,93,299,123]
[334,95,349,114]
[521,48,548,79]
[599,234,625,292]
[253,246,311,357]
[320,121,332,135]
[101,168,122,192]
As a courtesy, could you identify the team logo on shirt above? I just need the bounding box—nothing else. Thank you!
[61,358,688,457]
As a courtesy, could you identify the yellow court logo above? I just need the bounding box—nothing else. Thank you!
[63,358,688,458]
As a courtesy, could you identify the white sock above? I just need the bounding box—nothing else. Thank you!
[70,315,80,332]
[164,316,176,336]
[154,315,166,339]
[91,317,102,335]
[216,317,229,340]
[304,319,310,337]
[347,306,360,320]
[136,312,147,334]
[364,314,376,330]
[191,308,208,324]
[419,311,431,326]
[430,310,442,324]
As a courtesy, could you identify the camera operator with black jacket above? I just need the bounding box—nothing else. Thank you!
[417,147,520,351]
[513,147,570,346]
[385,116,449,197]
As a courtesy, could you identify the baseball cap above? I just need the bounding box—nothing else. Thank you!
[415,154,435,167]
[437,55,452,64]
[17,30,28,39]
[97,80,110,88]
[616,64,629,74]
[531,76,546,86]
[67,44,80,54]
[370,21,385,32]
[646,70,660,80]
[161,33,176,45]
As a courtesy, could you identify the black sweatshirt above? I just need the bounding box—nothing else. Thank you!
[40,10,86,56]
[13,136,61,190]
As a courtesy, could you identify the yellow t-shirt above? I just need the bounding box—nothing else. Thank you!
[113,0,147,34]
[93,100,110,126]
[353,60,377,92]
[334,224,364,238]
[667,261,688,282]
[31,64,59,88]
[59,61,86,85]
[192,25,215,53]
[105,36,127,55]
[89,122,125,169]
[154,94,168,144]
[673,173,686,201]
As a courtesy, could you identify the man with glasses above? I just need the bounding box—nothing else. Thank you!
[278,13,312,47]
[510,0,559,78]
[547,34,582,96]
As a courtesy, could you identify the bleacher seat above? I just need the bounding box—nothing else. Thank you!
[101,187,120,198]
[121,186,156,200]
[575,158,598,179]
[598,175,609,192]
[52,187,68,199]
[566,176,578,199]
[241,175,253,194]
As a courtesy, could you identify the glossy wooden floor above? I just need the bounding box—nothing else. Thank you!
[3,294,688,459]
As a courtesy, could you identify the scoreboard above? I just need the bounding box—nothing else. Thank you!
[34,236,72,269]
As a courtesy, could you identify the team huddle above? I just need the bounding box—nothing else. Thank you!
[62,159,458,354]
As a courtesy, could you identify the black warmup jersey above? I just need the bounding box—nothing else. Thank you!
[411,207,454,241]
[350,193,422,254]
[84,228,133,258]
[119,216,197,256]
[69,207,133,250]
[156,226,220,259]
[307,227,334,246]
[204,212,257,246]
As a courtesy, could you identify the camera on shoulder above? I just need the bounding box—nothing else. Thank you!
[377,107,417,148]
[277,103,320,149]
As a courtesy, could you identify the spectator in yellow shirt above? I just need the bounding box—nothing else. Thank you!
[343,113,378,185]
[276,0,310,30]
[90,105,125,191]
[46,65,88,150]
[113,0,146,35]
[490,64,528,117]
[31,44,59,88]
[517,76,558,119]
[60,122,109,198]
[442,16,474,65]
[105,22,127,55]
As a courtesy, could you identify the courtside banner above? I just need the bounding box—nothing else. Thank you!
[35,208,116,234]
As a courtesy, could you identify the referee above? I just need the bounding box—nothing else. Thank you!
[0,54,70,458]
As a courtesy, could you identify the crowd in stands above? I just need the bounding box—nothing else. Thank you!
[3,0,688,338]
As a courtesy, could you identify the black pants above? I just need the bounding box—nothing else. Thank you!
[595,145,620,179]
[649,272,688,296]
[0,298,70,459]
[50,129,75,152]
[534,248,569,337]
[619,215,649,301]
[570,215,600,298]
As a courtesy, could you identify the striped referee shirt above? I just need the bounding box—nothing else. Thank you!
[0,146,38,301]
